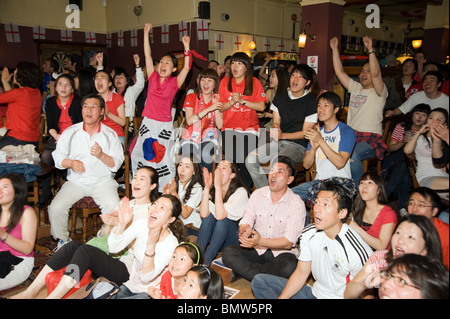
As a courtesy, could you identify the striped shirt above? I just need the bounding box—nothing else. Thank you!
[239,186,306,257]
[299,223,373,299]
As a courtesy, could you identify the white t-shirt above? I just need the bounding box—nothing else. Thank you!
[108,220,179,293]
[308,121,355,180]
[347,79,388,135]
[399,91,449,115]
[208,187,249,221]
[414,135,449,184]
[177,180,203,228]
[299,223,373,299]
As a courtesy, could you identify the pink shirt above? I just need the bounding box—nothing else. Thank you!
[142,72,179,122]
[0,206,34,258]
[239,186,306,257]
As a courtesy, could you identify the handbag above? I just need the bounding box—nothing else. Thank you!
[45,267,92,299]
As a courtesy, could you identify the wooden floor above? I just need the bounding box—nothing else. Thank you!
[211,262,255,299]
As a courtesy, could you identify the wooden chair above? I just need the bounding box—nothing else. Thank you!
[69,196,101,243]
[38,113,48,154]
[361,119,392,175]
[27,163,52,239]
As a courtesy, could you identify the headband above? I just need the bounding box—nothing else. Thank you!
[200,264,211,277]
[180,242,200,265]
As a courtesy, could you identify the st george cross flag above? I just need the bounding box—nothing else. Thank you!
[33,25,46,40]
[5,23,20,43]
[290,42,297,52]
[277,39,285,51]
[130,29,138,47]
[264,37,271,52]
[216,33,224,50]
[161,24,169,44]
[149,28,154,43]
[106,32,112,48]
[233,35,242,51]
[118,30,124,47]
[197,19,208,40]
[61,29,73,42]
[178,21,188,41]
[85,31,96,44]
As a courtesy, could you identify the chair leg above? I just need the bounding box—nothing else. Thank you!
[69,211,77,238]
[82,214,88,244]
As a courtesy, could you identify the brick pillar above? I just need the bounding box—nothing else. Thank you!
[300,0,345,91]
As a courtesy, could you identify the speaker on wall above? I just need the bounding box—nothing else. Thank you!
[69,0,82,10]
[198,1,210,19]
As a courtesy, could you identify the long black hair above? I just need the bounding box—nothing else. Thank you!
[189,265,224,299]
[175,154,204,205]
[351,172,388,227]
[0,173,28,232]
[227,52,254,96]
[135,166,159,202]
[210,161,249,204]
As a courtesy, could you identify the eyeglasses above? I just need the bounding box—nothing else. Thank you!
[407,202,433,209]
[380,271,419,289]
[82,104,101,110]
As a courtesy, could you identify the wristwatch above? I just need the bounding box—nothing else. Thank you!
[242,99,247,106]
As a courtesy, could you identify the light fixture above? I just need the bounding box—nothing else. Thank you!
[298,21,316,49]
[396,43,414,64]
[248,41,256,50]
[412,39,422,49]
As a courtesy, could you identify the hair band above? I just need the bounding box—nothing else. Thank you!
[180,242,200,265]
[201,264,211,277]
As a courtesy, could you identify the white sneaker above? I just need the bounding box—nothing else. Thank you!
[53,238,72,252]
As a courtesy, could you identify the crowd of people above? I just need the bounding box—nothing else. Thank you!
[0,24,449,300]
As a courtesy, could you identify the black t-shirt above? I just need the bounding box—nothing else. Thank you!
[272,90,317,147]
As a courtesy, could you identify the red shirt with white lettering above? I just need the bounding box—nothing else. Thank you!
[219,77,266,131]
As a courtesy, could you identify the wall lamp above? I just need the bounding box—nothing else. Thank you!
[298,22,316,49]
[412,39,422,49]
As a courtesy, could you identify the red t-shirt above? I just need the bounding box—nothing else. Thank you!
[0,87,42,142]
[362,205,397,240]
[182,92,218,142]
[142,72,179,122]
[219,77,267,131]
[101,92,125,137]
[434,217,449,269]
[159,270,177,299]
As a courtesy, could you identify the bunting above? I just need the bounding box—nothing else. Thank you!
[61,29,73,42]
[5,23,20,43]
[197,19,208,40]
[161,24,169,43]
[33,25,46,40]
[130,29,138,47]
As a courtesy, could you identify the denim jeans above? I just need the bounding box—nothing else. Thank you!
[196,213,240,266]
[245,140,306,189]
[111,284,149,299]
[350,141,376,184]
[252,274,316,299]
